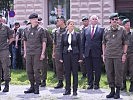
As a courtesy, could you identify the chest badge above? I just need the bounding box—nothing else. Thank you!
[31,33,34,35]
[113,34,115,38]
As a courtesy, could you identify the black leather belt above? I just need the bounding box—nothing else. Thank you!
[68,50,72,52]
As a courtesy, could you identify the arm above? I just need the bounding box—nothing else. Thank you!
[23,41,26,58]
[40,29,47,60]
[52,43,55,58]
[77,32,83,62]
[15,35,19,48]
[59,33,64,63]
[40,41,46,60]
[102,44,106,63]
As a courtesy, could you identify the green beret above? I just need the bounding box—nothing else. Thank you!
[29,13,38,19]
[109,13,118,19]
[82,16,88,21]
[122,18,130,25]
[119,15,126,20]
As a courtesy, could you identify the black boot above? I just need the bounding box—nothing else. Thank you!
[121,81,126,91]
[34,84,39,94]
[3,80,9,92]
[41,80,46,87]
[114,87,120,99]
[54,80,63,89]
[24,83,34,93]
[129,82,133,92]
[106,87,115,98]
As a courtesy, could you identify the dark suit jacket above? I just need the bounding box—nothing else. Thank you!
[82,25,104,58]
[60,31,82,60]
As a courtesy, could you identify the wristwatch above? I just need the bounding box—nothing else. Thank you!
[123,52,127,55]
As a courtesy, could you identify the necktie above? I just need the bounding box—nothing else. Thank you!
[68,33,72,50]
[91,26,94,39]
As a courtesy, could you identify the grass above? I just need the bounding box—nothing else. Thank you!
[10,69,130,90]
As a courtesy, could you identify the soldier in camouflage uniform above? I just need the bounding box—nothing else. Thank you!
[0,13,14,92]
[102,13,128,99]
[52,16,66,89]
[23,13,47,94]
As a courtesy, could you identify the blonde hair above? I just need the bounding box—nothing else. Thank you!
[66,19,75,26]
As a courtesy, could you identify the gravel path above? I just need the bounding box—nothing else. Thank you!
[0,85,133,100]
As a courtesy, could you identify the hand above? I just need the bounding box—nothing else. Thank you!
[78,60,83,63]
[102,55,105,63]
[122,54,126,63]
[40,54,45,60]
[52,52,55,58]
[24,53,26,59]
[59,60,63,63]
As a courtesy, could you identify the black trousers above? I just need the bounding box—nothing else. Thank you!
[85,51,102,86]
[63,52,79,92]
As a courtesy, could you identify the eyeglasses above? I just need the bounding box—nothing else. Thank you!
[111,18,118,21]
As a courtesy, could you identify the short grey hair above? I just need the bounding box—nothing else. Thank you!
[89,15,99,21]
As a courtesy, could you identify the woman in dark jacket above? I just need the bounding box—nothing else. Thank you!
[60,19,82,96]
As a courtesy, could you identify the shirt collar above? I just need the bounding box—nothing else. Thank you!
[91,25,97,28]
[67,30,74,34]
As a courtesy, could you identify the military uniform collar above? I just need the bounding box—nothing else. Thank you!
[30,24,38,29]
[108,24,121,31]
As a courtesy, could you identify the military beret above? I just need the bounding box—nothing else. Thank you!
[122,18,130,25]
[118,15,126,21]
[29,13,38,19]
[57,16,65,20]
[109,13,118,19]
[82,16,88,21]
[14,22,20,26]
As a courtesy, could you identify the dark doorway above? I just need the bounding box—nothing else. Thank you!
[115,0,133,27]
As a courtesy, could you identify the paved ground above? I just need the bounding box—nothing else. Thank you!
[0,85,133,100]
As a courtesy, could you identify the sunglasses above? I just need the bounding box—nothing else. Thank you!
[111,18,118,21]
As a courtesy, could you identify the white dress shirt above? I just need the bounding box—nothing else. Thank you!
[67,30,74,51]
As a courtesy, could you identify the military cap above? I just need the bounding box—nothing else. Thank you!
[14,22,20,26]
[29,13,38,19]
[119,15,126,20]
[82,16,88,21]
[109,13,118,19]
[57,16,66,23]
[122,18,130,25]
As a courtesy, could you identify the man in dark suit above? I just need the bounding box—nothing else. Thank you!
[82,15,104,90]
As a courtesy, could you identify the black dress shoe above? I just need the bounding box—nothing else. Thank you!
[54,82,63,89]
[24,88,34,93]
[73,92,77,96]
[63,90,71,95]
[87,85,93,89]
[94,85,99,90]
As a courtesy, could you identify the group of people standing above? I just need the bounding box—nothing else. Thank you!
[0,12,133,99]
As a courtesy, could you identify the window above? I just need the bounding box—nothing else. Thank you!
[48,0,70,25]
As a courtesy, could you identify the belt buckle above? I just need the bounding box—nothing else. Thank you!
[68,50,71,52]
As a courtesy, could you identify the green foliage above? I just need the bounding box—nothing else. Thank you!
[9,69,131,91]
